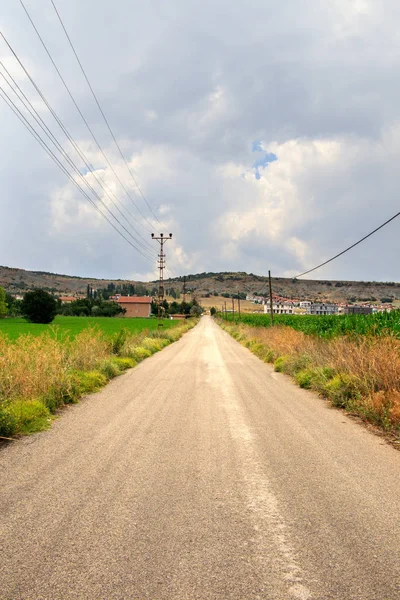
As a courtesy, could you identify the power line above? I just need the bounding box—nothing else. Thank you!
[0,31,157,259]
[0,84,153,263]
[296,210,400,278]
[0,61,157,260]
[47,0,162,227]
[19,0,158,234]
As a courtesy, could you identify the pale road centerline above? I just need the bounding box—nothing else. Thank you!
[0,316,400,599]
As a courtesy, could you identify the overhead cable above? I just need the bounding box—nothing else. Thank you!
[0,62,156,260]
[0,85,153,263]
[20,0,158,233]
[46,0,162,227]
[296,210,400,278]
[0,32,157,259]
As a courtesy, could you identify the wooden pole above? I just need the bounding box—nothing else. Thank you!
[268,270,274,325]
[232,296,235,322]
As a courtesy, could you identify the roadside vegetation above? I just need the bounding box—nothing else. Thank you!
[217,317,400,440]
[0,319,197,438]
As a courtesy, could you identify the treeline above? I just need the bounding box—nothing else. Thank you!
[151,298,202,317]
[89,283,181,300]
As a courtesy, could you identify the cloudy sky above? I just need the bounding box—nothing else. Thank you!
[1,0,400,282]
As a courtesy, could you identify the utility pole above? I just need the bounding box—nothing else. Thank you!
[224,301,227,320]
[182,275,187,304]
[268,270,274,325]
[238,295,241,319]
[151,233,172,327]
[232,295,235,322]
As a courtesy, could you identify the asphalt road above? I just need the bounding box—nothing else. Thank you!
[1,316,400,599]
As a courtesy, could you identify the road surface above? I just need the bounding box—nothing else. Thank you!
[1,316,400,599]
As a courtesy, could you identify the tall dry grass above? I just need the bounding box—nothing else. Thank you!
[221,322,400,434]
[0,319,198,437]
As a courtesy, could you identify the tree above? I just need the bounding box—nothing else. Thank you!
[210,306,217,316]
[0,287,8,318]
[190,305,202,317]
[21,290,57,324]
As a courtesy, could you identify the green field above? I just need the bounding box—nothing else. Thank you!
[0,316,179,340]
[220,310,400,338]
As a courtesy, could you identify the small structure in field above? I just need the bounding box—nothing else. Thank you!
[113,296,152,317]
[170,314,187,320]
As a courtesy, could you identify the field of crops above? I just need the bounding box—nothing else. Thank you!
[220,310,400,338]
[0,316,179,340]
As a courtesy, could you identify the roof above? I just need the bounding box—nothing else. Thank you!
[115,296,152,304]
[59,296,76,302]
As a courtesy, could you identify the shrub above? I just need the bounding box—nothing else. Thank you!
[0,403,17,437]
[100,360,121,380]
[21,290,57,324]
[296,369,314,389]
[73,370,108,394]
[111,357,136,370]
[8,400,51,434]
[274,356,290,372]
[112,328,128,354]
[324,374,361,408]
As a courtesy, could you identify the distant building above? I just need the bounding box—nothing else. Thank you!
[114,296,152,318]
[170,314,187,320]
[307,303,338,315]
[59,296,76,304]
[343,306,373,315]
[264,302,294,315]
[299,301,311,309]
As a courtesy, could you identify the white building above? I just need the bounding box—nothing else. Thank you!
[264,302,294,315]
[306,303,338,315]
[299,301,311,309]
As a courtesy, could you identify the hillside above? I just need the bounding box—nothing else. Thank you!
[2,265,400,304]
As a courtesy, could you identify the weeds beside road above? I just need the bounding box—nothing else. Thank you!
[0,319,197,438]
[217,319,400,441]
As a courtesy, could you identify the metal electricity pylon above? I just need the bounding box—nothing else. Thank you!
[151,233,172,327]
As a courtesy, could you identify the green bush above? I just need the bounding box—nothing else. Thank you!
[74,370,108,393]
[112,328,128,354]
[8,400,51,435]
[100,360,121,380]
[0,403,17,437]
[274,355,290,372]
[325,373,361,408]
[126,346,152,362]
[111,357,136,370]
[295,369,314,388]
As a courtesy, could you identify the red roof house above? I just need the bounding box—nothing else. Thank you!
[114,296,152,318]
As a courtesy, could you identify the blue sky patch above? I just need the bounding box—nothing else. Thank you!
[253,152,277,179]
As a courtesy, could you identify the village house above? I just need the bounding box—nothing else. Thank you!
[114,296,152,317]
[58,296,77,304]
[307,303,338,315]
[264,301,294,315]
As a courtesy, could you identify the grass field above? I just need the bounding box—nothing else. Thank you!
[0,316,179,340]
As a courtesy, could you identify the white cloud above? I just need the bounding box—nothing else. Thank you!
[1,0,400,282]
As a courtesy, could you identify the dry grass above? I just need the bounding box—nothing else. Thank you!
[0,319,198,437]
[219,321,400,434]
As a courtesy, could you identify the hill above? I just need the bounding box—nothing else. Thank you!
[1,265,400,304]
